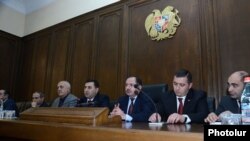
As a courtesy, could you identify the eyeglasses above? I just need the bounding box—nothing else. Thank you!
[32,97,40,99]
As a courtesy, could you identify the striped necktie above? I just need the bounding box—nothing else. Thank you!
[128,98,134,115]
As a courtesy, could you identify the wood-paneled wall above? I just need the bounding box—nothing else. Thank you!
[0,30,21,99]
[1,0,250,105]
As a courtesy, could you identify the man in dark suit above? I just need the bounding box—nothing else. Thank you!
[204,71,249,123]
[149,69,209,123]
[31,91,49,107]
[0,89,19,117]
[78,79,110,107]
[110,76,154,122]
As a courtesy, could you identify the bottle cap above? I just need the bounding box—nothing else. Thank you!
[244,77,250,82]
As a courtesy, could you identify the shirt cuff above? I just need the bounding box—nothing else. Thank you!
[183,114,191,123]
[125,114,133,122]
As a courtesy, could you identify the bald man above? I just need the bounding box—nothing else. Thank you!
[51,81,78,107]
[204,71,249,123]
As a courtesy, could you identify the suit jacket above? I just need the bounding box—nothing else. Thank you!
[39,101,49,107]
[51,93,78,107]
[158,89,209,123]
[78,93,110,107]
[117,92,154,122]
[215,95,240,115]
[3,98,19,117]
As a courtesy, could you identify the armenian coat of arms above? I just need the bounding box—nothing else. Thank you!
[145,6,181,41]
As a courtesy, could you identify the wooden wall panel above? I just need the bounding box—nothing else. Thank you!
[0,36,15,89]
[95,10,123,100]
[0,31,21,98]
[31,33,51,95]
[48,26,72,100]
[127,0,203,89]
[215,0,250,98]
[198,0,221,104]
[2,0,250,106]
[70,19,95,98]
[17,38,36,100]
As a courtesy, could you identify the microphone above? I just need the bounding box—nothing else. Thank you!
[133,84,163,126]
[77,101,98,107]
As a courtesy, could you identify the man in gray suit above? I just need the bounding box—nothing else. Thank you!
[51,81,78,107]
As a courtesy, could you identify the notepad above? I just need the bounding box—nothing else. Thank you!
[149,122,164,126]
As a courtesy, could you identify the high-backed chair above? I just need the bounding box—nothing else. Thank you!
[207,96,216,112]
[16,101,31,113]
[198,90,216,113]
[142,83,168,104]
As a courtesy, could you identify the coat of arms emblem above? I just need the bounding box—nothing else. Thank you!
[145,6,181,41]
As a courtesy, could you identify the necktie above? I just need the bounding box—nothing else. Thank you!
[178,98,184,114]
[237,100,241,113]
[87,99,93,107]
[128,98,134,115]
[87,99,92,103]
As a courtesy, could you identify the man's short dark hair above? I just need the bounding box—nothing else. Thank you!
[85,79,100,88]
[127,76,143,86]
[3,89,10,96]
[175,69,192,83]
[136,77,143,86]
[35,91,45,98]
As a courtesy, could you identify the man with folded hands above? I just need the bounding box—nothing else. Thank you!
[149,69,209,124]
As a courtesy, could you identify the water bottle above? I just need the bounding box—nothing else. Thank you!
[0,99,3,111]
[0,99,3,119]
[241,76,250,124]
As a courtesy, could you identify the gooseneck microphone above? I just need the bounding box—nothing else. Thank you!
[134,84,162,125]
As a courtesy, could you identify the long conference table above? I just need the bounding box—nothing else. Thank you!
[0,108,204,141]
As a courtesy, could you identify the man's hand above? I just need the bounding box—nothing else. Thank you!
[31,101,37,107]
[110,103,126,119]
[167,113,185,123]
[148,113,161,122]
[204,112,219,123]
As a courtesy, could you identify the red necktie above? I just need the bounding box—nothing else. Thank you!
[128,98,134,115]
[178,98,184,114]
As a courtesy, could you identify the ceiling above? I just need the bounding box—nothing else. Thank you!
[0,0,56,14]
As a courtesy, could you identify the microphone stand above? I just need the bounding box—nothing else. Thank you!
[134,84,163,126]
[77,101,97,107]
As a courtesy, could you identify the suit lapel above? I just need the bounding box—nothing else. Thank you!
[183,90,193,113]
[231,98,240,113]
[132,94,141,113]
[168,93,178,113]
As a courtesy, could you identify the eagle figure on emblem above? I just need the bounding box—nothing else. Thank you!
[145,6,181,41]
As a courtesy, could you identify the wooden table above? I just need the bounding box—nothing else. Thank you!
[0,119,203,141]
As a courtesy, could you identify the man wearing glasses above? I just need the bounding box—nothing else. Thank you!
[31,91,49,107]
